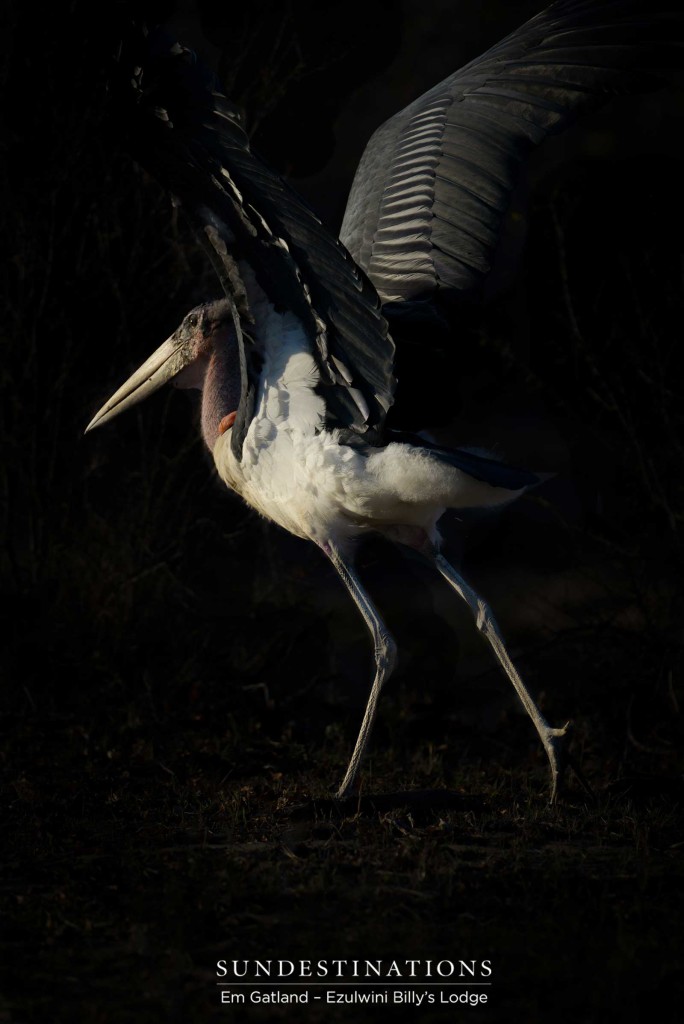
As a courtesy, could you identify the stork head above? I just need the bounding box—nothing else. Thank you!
[86,299,241,449]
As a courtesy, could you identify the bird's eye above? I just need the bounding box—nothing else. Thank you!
[187,314,199,329]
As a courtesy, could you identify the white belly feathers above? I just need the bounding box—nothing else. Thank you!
[211,268,520,549]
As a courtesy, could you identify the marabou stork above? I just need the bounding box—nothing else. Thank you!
[87,1,683,800]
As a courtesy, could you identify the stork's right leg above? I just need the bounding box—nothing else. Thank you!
[322,541,397,799]
[431,551,571,801]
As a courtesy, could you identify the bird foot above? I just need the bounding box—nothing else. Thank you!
[542,721,594,803]
[335,777,359,802]
[542,720,572,804]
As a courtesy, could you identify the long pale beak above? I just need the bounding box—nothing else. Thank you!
[85,333,194,433]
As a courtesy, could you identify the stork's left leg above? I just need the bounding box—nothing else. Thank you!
[432,551,570,801]
[322,540,397,799]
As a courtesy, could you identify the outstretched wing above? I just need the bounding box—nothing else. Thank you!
[341,0,683,305]
[110,24,395,457]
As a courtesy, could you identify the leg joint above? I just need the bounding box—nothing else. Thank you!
[375,632,398,675]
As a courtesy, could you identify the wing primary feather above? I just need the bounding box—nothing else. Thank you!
[340,0,684,304]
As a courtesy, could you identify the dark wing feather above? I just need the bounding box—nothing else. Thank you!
[111,26,395,456]
[340,0,684,304]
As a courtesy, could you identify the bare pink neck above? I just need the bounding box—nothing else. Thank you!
[201,333,241,451]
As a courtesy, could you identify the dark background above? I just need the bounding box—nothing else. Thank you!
[2,1,684,1021]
